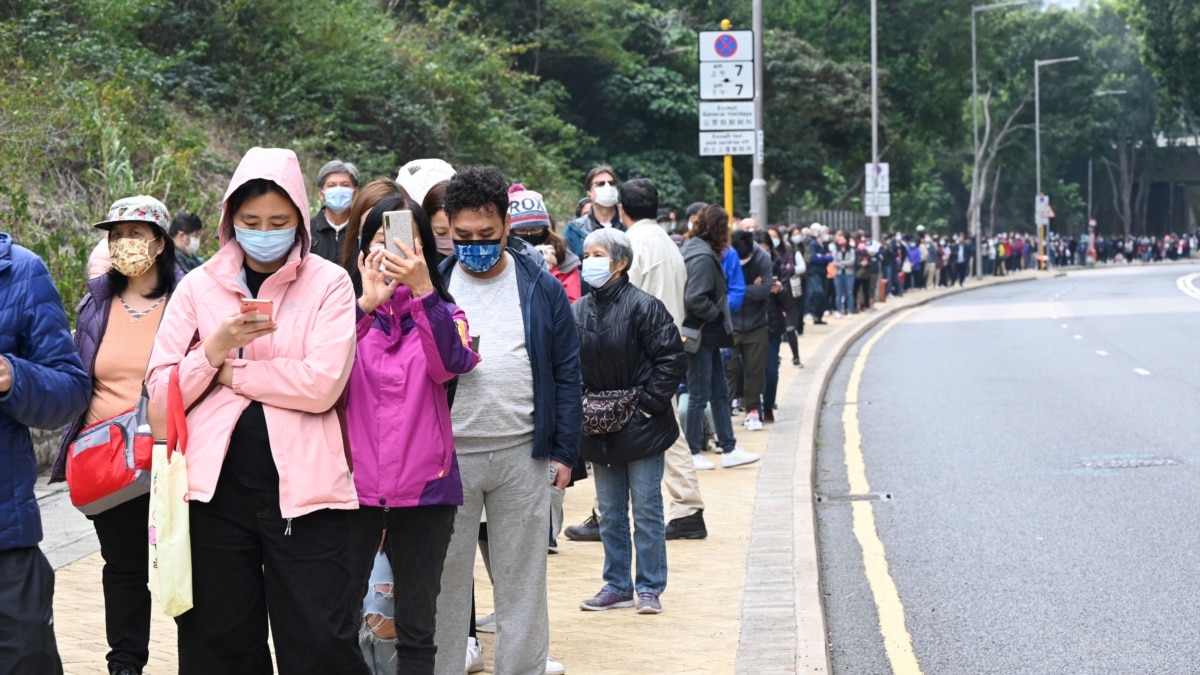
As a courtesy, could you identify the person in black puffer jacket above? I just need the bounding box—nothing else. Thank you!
[573,228,685,615]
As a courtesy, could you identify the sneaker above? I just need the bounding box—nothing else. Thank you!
[564,513,601,542]
[546,656,566,675]
[762,408,775,423]
[466,637,484,673]
[579,588,635,611]
[730,398,743,414]
[665,510,707,540]
[803,313,813,323]
[692,453,716,471]
[743,410,763,431]
[636,592,663,614]
[475,613,496,634]
[722,446,761,468]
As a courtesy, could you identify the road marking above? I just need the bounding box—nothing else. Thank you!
[1060,324,1068,328]
[842,308,922,674]
[1096,350,1108,356]
[1073,335,1083,340]
[1134,368,1151,376]
[1176,273,1200,301]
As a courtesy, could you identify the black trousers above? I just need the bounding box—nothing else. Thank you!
[0,546,62,675]
[90,493,151,670]
[176,471,369,675]
[349,505,457,675]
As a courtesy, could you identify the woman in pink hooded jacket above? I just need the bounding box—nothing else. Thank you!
[344,194,479,673]
[145,148,368,675]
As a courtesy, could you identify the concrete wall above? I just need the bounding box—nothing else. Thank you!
[32,427,61,472]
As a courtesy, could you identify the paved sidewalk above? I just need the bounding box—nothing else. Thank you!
[40,272,1043,675]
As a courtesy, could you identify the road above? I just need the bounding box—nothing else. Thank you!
[815,264,1200,674]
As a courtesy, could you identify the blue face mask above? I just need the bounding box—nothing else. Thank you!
[454,239,504,274]
[236,226,297,264]
[581,256,614,288]
[323,186,354,214]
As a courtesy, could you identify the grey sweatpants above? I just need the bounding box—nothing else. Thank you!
[433,444,550,675]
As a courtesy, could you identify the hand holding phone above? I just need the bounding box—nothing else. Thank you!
[384,210,414,260]
[240,298,274,322]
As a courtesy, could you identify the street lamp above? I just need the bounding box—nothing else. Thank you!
[972,1,1031,278]
[1035,56,1080,269]
[1087,90,1128,262]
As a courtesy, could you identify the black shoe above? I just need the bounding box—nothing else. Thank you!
[665,510,708,540]
[564,513,601,542]
[813,320,828,325]
[109,665,141,675]
[792,356,800,366]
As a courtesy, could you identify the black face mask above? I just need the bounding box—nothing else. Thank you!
[514,230,549,247]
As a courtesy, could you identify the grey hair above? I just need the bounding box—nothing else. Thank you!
[583,228,634,272]
[316,159,360,188]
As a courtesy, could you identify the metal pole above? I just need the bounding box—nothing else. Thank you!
[749,0,767,226]
[1035,60,1042,270]
[870,0,880,243]
[1088,158,1095,262]
[972,10,981,278]
[724,155,734,226]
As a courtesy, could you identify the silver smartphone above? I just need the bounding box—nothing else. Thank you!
[383,210,414,259]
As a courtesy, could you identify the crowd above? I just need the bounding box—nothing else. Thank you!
[11,146,1173,675]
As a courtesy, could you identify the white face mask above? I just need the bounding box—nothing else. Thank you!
[186,235,201,256]
[593,184,619,208]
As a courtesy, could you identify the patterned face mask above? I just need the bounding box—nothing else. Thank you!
[110,237,158,277]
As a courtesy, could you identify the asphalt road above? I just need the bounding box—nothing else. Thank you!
[816,264,1200,674]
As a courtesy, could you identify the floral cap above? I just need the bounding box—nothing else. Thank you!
[93,195,171,233]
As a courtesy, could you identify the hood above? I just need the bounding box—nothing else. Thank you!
[681,235,720,262]
[0,233,10,274]
[218,147,311,255]
[558,248,581,274]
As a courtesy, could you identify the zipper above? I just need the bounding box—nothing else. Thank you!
[284,518,292,536]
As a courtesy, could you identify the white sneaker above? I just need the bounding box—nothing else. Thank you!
[475,613,495,634]
[722,446,761,468]
[546,656,566,674]
[804,313,813,323]
[693,453,716,471]
[743,410,763,431]
[466,637,484,673]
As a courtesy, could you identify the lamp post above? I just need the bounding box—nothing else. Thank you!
[1088,90,1128,262]
[1034,56,1080,269]
[972,1,1031,279]
[870,0,880,243]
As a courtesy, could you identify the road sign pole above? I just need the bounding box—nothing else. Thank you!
[749,0,767,226]
[870,0,880,243]
[725,155,734,226]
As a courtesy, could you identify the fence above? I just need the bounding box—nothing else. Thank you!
[784,207,868,232]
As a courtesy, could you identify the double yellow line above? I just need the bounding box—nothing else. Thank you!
[840,308,922,674]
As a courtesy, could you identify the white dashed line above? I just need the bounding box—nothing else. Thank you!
[1134,368,1151,376]
[1096,350,1108,357]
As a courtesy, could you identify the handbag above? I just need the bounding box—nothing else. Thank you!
[66,388,154,515]
[679,325,703,354]
[581,387,642,436]
[148,366,193,617]
[901,259,913,274]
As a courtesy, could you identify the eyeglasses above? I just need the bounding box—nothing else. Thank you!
[591,180,616,188]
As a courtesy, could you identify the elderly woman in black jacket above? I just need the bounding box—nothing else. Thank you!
[573,228,686,616]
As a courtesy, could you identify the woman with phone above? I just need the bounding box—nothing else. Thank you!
[346,195,480,673]
[573,228,686,615]
[145,147,366,674]
[51,195,181,675]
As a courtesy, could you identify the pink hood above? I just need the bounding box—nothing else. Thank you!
[218,147,312,253]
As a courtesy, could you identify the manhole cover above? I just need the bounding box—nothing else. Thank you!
[1079,457,1179,470]
[815,492,892,504]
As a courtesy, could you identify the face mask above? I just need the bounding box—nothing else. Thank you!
[581,256,614,288]
[435,234,455,258]
[791,235,802,245]
[454,239,504,274]
[236,226,297,264]
[593,184,619,208]
[323,186,354,214]
[369,244,387,273]
[770,237,781,248]
[515,230,549,247]
[110,237,157,277]
[687,221,695,231]
[186,235,201,256]
[823,234,831,243]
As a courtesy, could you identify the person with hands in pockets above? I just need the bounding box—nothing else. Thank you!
[145,147,367,675]
[345,194,480,675]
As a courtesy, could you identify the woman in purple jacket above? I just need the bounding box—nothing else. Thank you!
[344,194,480,674]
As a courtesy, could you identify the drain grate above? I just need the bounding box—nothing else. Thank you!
[1079,457,1179,470]
[815,492,892,504]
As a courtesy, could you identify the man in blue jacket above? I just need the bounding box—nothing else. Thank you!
[433,166,581,675]
[0,232,90,674]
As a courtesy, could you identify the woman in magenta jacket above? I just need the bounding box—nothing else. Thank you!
[344,194,480,673]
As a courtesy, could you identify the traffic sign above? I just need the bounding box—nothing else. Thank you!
[864,192,891,217]
[698,31,754,62]
[1035,195,1052,226]
[699,130,755,156]
[864,163,890,193]
[699,101,756,130]
[699,62,754,100]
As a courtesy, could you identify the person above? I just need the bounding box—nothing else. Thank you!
[310,158,360,263]
[680,205,759,471]
[509,183,580,302]
[725,230,774,431]
[339,177,405,271]
[573,228,685,614]
[564,165,623,264]
[170,212,206,273]
[832,236,855,316]
[805,226,832,324]
[345,194,480,674]
[756,231,787,423]
[431,165,581,675]
[420,180,456,260]
[0,232,89,675]
[87,237,112,279]
[51,195,183,675]
[144,147,367,675]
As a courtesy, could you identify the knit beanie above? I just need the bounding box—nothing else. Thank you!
[396,158,456,205]
[507,184,550,229]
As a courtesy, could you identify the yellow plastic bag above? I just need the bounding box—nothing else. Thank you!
[147,367,192,617]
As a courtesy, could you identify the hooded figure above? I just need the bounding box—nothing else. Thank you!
[145,147,367,674]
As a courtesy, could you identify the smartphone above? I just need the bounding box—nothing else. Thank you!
[383,210,414,259]
[240,298,274,322]
[469,335,480,353]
